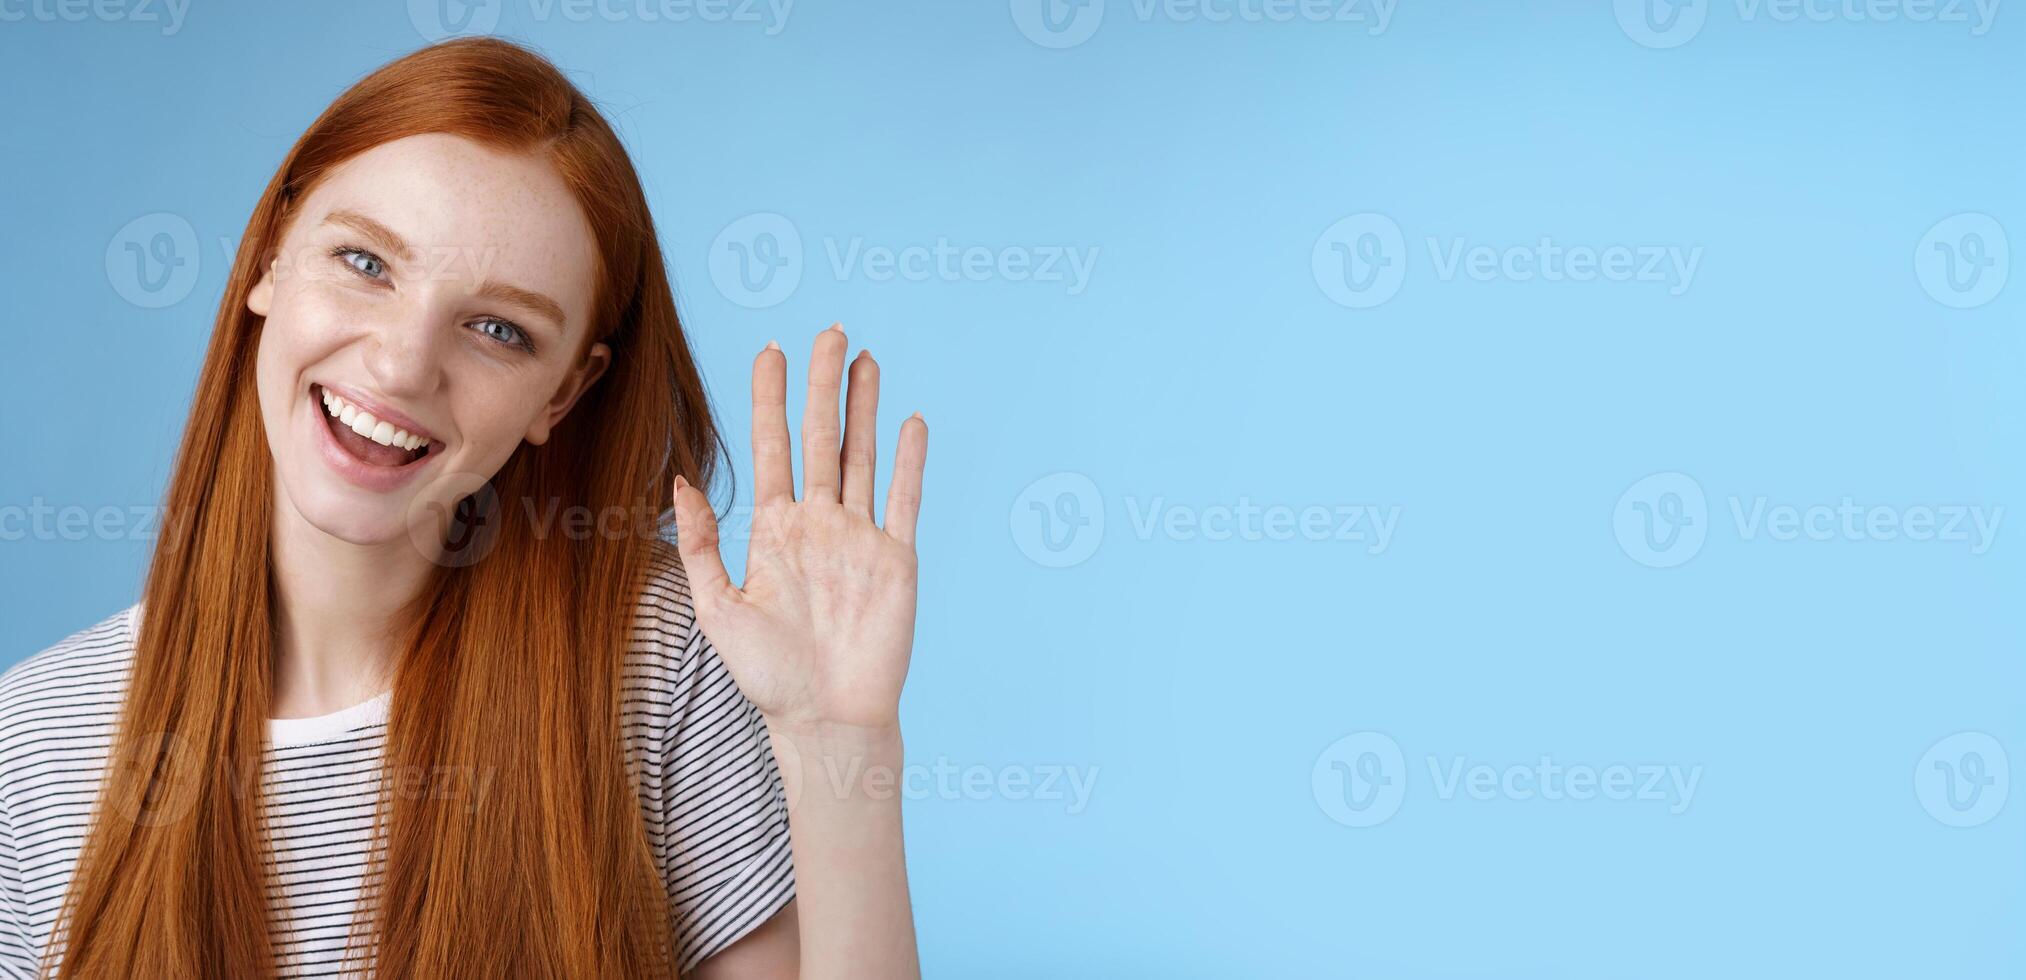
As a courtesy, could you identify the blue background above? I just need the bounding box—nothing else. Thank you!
[2,1,2021,976]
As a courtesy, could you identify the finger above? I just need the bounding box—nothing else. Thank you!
[752,341,794,505]
[671,475,737,608]
[841,350,880,517]
[883,413,928,548]
[801,324,848,502]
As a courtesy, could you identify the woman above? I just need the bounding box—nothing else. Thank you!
[0,38,925,979]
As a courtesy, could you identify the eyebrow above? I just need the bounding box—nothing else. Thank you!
[321,209,569,330]
[474,281,567,330]
[323,209,410,262]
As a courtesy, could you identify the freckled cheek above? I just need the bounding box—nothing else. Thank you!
[451,393,542,462]
[272,280,385,351]
[250,315,318,460]
[251,328,292,423]
[254,289,323,379]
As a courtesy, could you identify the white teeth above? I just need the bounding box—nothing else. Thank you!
[319,387,428,453]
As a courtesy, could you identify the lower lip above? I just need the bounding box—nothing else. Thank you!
[310,386,438,493]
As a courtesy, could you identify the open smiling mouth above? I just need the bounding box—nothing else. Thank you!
[313,384,435,467]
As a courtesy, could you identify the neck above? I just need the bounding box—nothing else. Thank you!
[268,496,437,720]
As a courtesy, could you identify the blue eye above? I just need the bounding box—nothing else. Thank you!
[472,317,534,353]
[333,247,387,280]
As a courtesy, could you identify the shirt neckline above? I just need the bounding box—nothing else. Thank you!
[267,689,393,748]
[128,604,396,749]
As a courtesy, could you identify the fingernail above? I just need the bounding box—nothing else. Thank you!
[827,322,843,333]
[911,411,924,421]
[855,348,870,360]
[764,340,780,351]
[674,475,687,490]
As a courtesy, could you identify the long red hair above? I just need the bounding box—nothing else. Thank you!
[49,38,723,978]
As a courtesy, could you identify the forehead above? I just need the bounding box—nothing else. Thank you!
[293,133,599,331]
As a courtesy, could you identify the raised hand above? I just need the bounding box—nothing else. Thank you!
[671,324,928,736]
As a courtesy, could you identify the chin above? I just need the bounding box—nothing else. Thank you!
[280,475,431,549]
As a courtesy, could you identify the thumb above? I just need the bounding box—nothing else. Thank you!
[671,475,736,608]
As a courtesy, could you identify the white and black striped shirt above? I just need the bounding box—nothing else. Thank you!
[0,547,795,977]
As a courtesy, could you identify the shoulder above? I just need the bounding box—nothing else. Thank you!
[621,550,794,971]
[621,540,766,756]
[0,605,137,712]
[631,537,701,657]
[0,606,136,781]
[622,539,714,716]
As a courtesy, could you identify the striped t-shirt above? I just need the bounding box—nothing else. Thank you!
[0,547,796,977]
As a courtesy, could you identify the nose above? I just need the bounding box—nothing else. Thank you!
[362,296,449,399]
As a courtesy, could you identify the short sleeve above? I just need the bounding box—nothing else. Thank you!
[637,545,797,971]
[0,794,35,979]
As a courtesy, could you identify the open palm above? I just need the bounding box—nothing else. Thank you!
[672,325,928,734]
